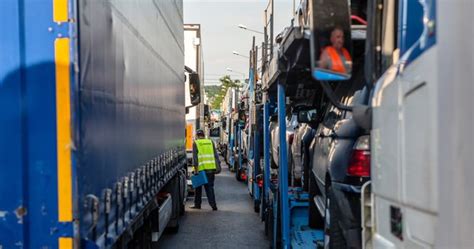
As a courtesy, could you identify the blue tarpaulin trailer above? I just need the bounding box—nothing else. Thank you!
[0,0,187,248]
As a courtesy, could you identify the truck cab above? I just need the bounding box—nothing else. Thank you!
[361,0,440,248]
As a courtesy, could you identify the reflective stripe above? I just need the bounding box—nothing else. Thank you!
[198,155,215,159]
[59,237,73,249]
[53,0,68,22]
[55,38,73,222]
[199,160,216,165]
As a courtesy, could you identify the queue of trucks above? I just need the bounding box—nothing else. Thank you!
[1,0,473,248]
[0,0,204,248]
[222,0,473,248]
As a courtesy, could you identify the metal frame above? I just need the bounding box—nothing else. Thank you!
[277,81,291,248]
[251,107,262,204]
[263,101,271,217]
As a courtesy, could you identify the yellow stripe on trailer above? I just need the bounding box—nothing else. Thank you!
[59,237,73,249]
[53,0,69,22]
[55,38,73,222]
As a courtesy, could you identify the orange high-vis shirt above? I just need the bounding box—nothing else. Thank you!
[324,46,352,74]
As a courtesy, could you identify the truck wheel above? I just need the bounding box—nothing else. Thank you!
[179,202,185,216]
[179,172,186,216]
[165,177,182,234]
[324,186,345,249]
[309,173,324,228]
[222,149,228,166]
[254,199,260,213]
[260,191,266,222]
[235,165,242,181]
[166,222,180,234]
[264,204,272,238]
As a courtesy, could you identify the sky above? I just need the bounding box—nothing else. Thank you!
[184,0,294,85]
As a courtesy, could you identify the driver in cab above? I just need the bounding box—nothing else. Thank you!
[319,26,352,74]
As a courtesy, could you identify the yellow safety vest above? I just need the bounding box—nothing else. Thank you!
[195,139,217,171]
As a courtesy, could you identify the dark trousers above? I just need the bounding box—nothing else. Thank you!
[194,172,216,208]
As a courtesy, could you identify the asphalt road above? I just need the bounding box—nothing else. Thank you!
[159,159,269,249]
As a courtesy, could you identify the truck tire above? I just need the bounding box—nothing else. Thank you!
[164,176,181,234]
[324,186,345,249]
[179,171,186,216]
[223,149,228,166]
[264,205,271,237]
[254,199,260,213]
[166,221,180,234]
[235,163,243,182]
[179,202,185,216]
[235,168,240,181]
[309,173,324,228]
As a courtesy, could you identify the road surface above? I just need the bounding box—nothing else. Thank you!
[159,160,269,248]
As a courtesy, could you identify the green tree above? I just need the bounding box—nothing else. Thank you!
[206,75,241,110]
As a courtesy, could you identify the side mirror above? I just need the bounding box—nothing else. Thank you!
[188,72,201,106]
[310,0,353,81]
[297,108,318,123]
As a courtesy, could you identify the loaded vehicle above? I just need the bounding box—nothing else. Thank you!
[308,70,370,248]
[240,38,265,211]
[256,0,330,248]
[289,109,317,190]
[305,3,371,246]
[0,0,197,248]
[233,99,249,181]
[256,0,373,248]
[303,0,473,248]
[222,79,250,181]
[270,114,299,170]
[220,86,240,169]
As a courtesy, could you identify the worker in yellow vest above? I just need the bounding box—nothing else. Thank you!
[191,129,221,210]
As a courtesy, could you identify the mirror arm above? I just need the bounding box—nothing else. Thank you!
[319,80,353,111]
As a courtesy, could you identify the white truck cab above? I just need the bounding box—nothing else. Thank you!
[362,0,474,248]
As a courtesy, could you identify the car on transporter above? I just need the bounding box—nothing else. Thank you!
[270,113,299,169]
[290,109,318,189]
[306,16,371,248]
